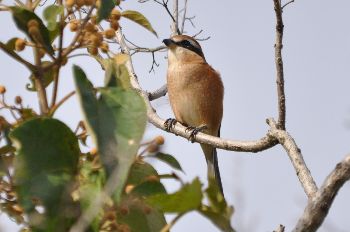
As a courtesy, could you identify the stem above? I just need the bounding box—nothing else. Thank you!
[180,0,188,33]
[273,0,286,130]
[172,0,179,35]
[50,0,65,108]
[0,42,37,72]
[49,91,75,116]
[160,213,185,232]
[33,47,49,115]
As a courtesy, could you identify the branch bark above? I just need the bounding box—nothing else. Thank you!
[273,0,286,130]
[148,84,168,101]
[172,0,179,35]
[267,119,318,199]
[292,154,350,232]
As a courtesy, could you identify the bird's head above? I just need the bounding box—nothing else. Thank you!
[163,35,205,63]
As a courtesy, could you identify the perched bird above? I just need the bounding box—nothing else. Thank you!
[163,35,224,194]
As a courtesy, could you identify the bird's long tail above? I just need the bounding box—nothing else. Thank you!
[201,144,224,196]
[209,147,224,195]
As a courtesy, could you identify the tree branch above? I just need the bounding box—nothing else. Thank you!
[0,42,37,72]
[180,0,188,34]
[172,0,179,35]
[273,0,286,130]
[267,118,318,199]
[292,154,350,232]
[148,84,168,101]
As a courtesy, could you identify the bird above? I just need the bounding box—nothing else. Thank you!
[163,35,224,195]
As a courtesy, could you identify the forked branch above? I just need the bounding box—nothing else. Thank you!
[293,155,350,232]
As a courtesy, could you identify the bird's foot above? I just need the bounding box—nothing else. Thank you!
[164,118,177,131]
[186,125,208,143]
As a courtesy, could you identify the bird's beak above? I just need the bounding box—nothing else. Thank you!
[163,39,175,47]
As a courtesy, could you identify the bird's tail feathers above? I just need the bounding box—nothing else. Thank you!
[207,148,224,196]
[201,143,224,196]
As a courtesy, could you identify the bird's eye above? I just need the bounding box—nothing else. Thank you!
[181,40,192,47]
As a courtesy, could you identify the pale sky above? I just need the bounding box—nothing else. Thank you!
[0,0,349,231]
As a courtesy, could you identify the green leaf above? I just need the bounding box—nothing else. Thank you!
[114,161,167,232]
[198,207,235,232]
[10,6,54,54]
[26,61,55,91]
[131,181,166,197]
[122,10,157,37]
[10,118,80,231]
[127,161,159,186]
[97,0,115,23]
[104,58,131,89]
[117,195,166,232]
[73,65,147,203]
[152,152,183,172]
[43,5,64,31]
[79,160,106,231]
[198,178,235,232]
[127,161,166,197]
[146,178,202,213]
[5,37,20,50]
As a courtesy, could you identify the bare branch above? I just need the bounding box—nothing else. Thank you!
[292,154,350,232]
[180,0,188,34]
[172,0,179,35]
[267,118,318,199]
[149,51,160,73]
[273,0,286,130]
[148,84,168,101]
[282,0,295,10]
[192,29,211,41]
[130,46,166,54]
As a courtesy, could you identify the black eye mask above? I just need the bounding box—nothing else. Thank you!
[175,40,204,58]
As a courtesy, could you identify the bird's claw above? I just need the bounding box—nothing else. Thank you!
[164,118,177,131]
[186,125,208,143]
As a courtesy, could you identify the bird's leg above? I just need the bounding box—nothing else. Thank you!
[185,125,208,143]
[164,118,178,131]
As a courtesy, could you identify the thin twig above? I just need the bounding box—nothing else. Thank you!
[192,29,210,41]
[50,0,65,108]
[149,51,159,73]
[180,0,188,33]
[282,0,295,10]
[33,44,49,115]
[292,154,350,232]
[160,213,186,232]
[50,67,60,108]
[49,91,75,116]
[130,46,166,54]
[172,0,179,35]
[0,42,37,72]
[273,0,286,130]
